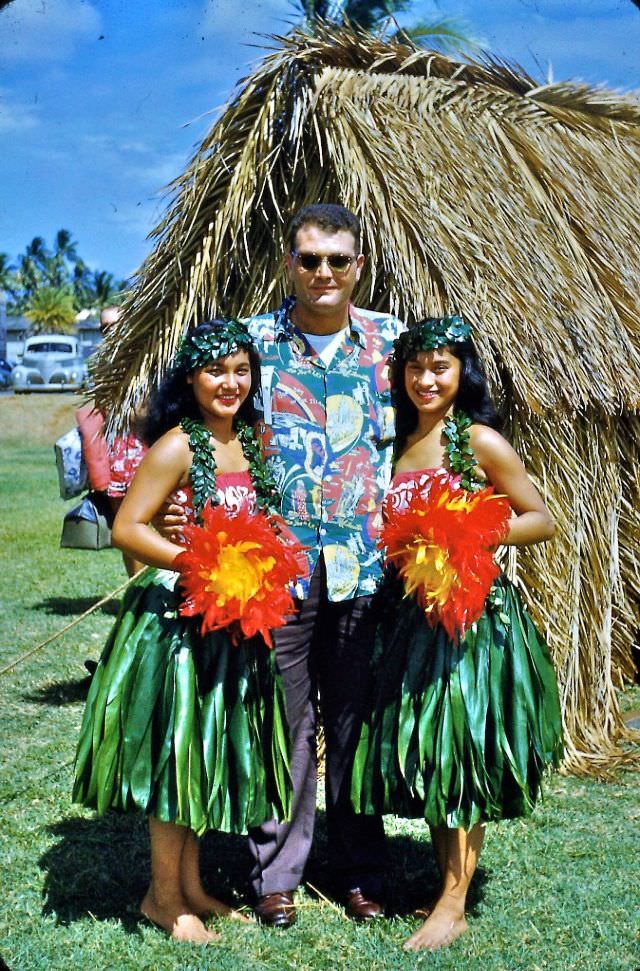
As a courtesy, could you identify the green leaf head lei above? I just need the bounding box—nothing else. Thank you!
[391,315,484,491]
[173,320,280,520]
[392,315,472,361]
[173,318,254,372]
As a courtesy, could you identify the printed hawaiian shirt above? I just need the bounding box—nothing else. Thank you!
[245,296,404,601]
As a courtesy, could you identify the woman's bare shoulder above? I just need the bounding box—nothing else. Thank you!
[469,423,511,457]
[142,426,190,467]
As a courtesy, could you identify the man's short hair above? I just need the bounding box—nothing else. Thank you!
[288,203,361,252]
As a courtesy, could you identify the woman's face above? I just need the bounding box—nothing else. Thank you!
[404,347,461,418]
[188,350,252,422]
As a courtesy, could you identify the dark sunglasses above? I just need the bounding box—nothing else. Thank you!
[291,251,356,273]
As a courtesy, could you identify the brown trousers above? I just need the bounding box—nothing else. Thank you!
[248,557,388,898]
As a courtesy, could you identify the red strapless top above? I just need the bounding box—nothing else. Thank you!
[384,467,462,516]
[170,470,256,526]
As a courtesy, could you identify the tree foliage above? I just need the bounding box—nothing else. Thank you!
[23,286,77,335]
[292,0,476,52]
[2,231,126,329]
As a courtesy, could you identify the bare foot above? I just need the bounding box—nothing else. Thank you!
[141,889,220,943]
[183,888,251,923]
[403,900,468,951]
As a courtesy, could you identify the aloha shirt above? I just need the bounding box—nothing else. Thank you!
[245,296,404,601]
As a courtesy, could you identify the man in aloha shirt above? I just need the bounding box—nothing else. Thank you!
[246,204,404,928]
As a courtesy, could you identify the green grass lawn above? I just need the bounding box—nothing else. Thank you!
[1,396,639,971]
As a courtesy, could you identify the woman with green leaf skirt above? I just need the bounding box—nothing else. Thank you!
[73,321,294,943]
[351,317,563,951]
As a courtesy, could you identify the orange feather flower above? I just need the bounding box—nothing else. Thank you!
[382,476,511,640]
[174,503,307,647]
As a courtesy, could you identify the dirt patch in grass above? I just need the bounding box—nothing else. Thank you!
[0,394,82,445]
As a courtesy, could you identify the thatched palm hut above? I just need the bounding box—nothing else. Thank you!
[94,25,640,771]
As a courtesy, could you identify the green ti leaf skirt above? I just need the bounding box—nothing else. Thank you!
[351,573,563,829]
[73,568,292,836]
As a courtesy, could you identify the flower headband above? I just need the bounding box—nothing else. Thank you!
[393,315,472,359]
[174,319,254,371]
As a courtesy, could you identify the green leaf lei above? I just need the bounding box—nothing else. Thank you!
[443,411,485,492]
[174,319,253,372]
[443,411,508,620]
[181,416,279,521]
[393,315,472,359]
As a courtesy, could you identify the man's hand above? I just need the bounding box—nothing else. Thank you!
[152,499,188,543]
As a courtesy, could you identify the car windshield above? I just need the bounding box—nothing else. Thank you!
[26,342,74,354]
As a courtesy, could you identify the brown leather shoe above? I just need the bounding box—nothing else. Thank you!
[254,891,297,928]
[345,888,384,921]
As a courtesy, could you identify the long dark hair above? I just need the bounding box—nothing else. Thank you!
[390,330,503,459]
[143,321,261,444]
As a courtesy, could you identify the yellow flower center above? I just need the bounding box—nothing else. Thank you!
[200,538,276,607]
[403,540,457,610]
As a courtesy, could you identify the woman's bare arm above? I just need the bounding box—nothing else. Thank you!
[470,425,555,547]
[111,428,191,569]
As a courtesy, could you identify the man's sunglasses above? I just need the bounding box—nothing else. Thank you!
[291,251,356,273]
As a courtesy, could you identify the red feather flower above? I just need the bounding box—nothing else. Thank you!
[382,475,511,640]
[174,503,308,647]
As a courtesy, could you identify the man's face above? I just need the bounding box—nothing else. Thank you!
[286,224,364,323]
[100,307,120,335]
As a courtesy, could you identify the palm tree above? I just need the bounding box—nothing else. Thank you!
[50,229,80,288]
[8,231,125,316]
[24,286,77,334]
[16,243,46,306]
[72,259,94,307]
[54,229,79,263]
[91,270,124,306]
[0,253,16,295]
[71,264,124,308]
[292,0,476,52]
[24,236,48,265]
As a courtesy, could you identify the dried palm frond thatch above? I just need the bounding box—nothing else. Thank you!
[93,24,640,771]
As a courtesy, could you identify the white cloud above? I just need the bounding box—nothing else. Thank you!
[0,0,102,63]
[134,152,191,189]
[106,204,158,238]
[77,131,188,191]
[476,6,640,87]
[201,0,291,34]
[416,0,640,89]
[111,150,190,192]
[0,86,40,133]
[119,139,153,155]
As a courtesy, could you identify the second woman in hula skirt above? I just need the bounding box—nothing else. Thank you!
[351,316,563,951]
[73,320,304,943]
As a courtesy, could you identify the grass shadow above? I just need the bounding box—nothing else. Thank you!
[23,675,92,706]
[39,812,251,931]
[40,809,487,932]
[384,832,488,917]
[303,811,488,917]
[40,813,149,932]
[33,596,121,618]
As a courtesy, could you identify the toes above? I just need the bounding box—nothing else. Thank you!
[172,914,220,943]
[229,909,252,923]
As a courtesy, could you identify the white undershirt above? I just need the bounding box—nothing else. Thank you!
[305,328,346,365]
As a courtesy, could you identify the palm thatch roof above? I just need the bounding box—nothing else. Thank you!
[94,24,640,771]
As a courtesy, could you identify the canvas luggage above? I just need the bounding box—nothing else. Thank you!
[55,427,87,500]
[60,491,113,550]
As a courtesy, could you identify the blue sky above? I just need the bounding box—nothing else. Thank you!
[1,0,639,282]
